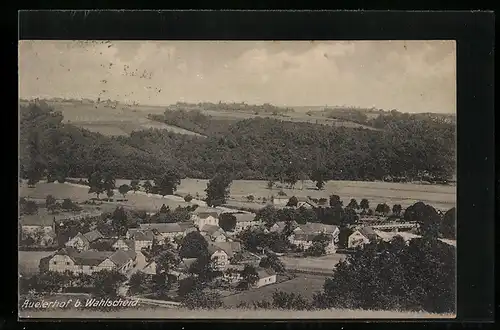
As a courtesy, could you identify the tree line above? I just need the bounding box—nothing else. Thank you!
[20,103,455,185]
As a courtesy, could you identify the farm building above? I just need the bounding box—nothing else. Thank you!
[233,213,260,232]
[200,224,227,242]
[207,241,242,271]
[348,227,379,249]
[138,223,196,243]
[126,229,155,251]
[191,212,220,228]
[44,247,137,275]
[288,232,337,254]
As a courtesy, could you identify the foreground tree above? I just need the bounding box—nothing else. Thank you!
[259,253,285,273]
[441,207,456,239]
[239,264,259,289]
[205,173,232,207]
[314,236,455,313]
[272,291,312,310]
[91,270,127,298]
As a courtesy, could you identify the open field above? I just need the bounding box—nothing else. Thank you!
[19,251,54,276]
[22,100,378,138]
[280,254,347,274]
[19,306,454,319]
[19,182,192,213]
[20,178,456,213]
[25,100,204,137]
[222,274,327,307]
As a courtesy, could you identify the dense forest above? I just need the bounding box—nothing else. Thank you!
[19,101,455,183]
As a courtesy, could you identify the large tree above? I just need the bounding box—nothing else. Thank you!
[88,171,105,199]
[118,184,130,199]
[205,173,232,207]
[219,213,237,232]
[154,169,181,197]
[310,167,327,190]
[314,236,455,313]
[441,207,456,239]
[360,198,370,211]
[404,202,441,238]
[130,180,140,193]
[179,231,209,259]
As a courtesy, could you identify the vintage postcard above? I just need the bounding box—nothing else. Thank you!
[18,40,456,319]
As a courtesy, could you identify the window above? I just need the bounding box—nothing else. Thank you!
[66,262,70,265]
[53,261,57,265]
[90,266,94,270]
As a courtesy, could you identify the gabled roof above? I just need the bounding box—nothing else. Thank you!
[83,230,104,243]
[113,238,135,250]
[272,221,299,230]
[130,229,155,241]
[109,249,136,267]
[200,224,224,235]
[178,222,196,232]
[178,258,198,272]
[210,241,241,258]
[196,212,220,219]
[69,232,90,245]
[358,227,379,242]
[139,223,184,233]
[72,251,113,266]
[296,197,318,207]
[257,267,276,278]
[293,233,321,242]
[296,223,338,234]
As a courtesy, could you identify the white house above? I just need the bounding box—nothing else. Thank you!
[138,223,196,244]
[233,213,259,232]
[348,227,380,249]
[288,232,337,254]
[255,268,277,288]
[200,224,227,242]
[207,241,242,271]
[191,212,220,229]
[296,197,319,209]
[65,230,105,252]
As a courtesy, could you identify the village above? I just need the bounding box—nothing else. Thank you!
[18,178,456,309]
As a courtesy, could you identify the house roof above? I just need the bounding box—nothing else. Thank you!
[234,213,256,223]
[70,232,90,245]
[139,223,184,233]
[196,212,220,219]
[257,267,276,278]
[113,238,135,250]
[358,227,379,242]
[178,222,196,232]
[210,241,241,258]
[272,221,299,230]
[296,223,338,234]
[109,249,136,267]
[293,233,322,242]
[200,224,224,235]
[89,238,117,250]
[140,261,157,275]
[130,229,155,241]
[83,230,104,243]
[297,197,318,207]
[72,251,114,266]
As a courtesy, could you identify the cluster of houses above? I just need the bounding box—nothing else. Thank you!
[348,226,456,249]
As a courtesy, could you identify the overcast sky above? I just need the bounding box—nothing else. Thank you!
[19,40,456,113]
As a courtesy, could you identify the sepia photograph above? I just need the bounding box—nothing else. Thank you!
[18,40,456,319]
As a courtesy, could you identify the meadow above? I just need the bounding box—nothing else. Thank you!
[23,100,377,138]
[19,251,54,276]
[221,274,327,307]
[19,178,456,213]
